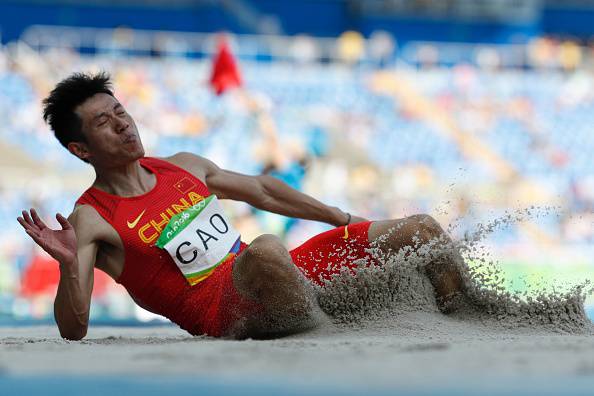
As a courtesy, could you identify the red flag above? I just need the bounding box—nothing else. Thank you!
[209,37,242,95]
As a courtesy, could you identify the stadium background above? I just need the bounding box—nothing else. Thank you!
[0,0,592,325]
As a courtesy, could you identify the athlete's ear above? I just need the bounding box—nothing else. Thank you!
[67,141,91,162]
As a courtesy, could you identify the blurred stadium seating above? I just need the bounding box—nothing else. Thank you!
[0,0,593,323]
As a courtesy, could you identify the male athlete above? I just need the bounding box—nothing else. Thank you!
[17,73,465,340]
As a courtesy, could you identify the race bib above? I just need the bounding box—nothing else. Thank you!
[155,195,241,285]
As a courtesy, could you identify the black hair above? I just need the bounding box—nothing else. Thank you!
[42,72,114,160]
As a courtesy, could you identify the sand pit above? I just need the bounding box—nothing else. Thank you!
[2,263,594,394]
[2,213,593,394]
[1,313,594,394]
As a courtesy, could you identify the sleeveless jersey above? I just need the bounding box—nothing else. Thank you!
[75,157,247,333]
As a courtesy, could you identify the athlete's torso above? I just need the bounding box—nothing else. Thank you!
[74,155,208,280]
[74,156,245,326]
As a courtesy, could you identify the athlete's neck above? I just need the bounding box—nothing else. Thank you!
[93,159,156,197]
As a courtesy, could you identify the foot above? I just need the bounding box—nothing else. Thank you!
[435,290,466,314]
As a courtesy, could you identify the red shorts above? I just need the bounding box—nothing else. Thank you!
[190,221,375,337]
[289,221,376,286]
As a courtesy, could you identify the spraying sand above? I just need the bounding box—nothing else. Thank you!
[317,210,591,336]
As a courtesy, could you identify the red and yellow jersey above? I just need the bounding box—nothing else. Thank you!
[75,157,247,332]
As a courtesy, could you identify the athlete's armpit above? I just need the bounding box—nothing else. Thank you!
[164,151,344,226]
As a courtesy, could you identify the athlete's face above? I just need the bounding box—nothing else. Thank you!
[69,93,144,167]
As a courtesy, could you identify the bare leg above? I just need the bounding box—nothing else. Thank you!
[230,234,326,339]
[367,214,467,313]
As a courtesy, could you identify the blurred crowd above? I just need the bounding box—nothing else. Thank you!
[0,32,593,321]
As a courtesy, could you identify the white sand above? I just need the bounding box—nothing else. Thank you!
[1,314,594,390]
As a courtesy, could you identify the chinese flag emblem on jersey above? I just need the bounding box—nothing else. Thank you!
[174,177,196,194]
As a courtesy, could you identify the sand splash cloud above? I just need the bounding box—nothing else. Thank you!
[315,208,593,335]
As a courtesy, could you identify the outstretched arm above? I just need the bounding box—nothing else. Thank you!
[169,152,366,226]
[17,207,96,340]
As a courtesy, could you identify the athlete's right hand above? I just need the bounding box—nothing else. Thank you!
[17,208,77,266]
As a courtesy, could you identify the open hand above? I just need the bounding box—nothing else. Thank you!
[17,208,77,265]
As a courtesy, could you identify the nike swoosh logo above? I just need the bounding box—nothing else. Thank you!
[127,209,146,229]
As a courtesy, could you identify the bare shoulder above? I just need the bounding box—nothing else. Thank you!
[161,152,219,181]
[68,204,111,243]
[161,152,249,199]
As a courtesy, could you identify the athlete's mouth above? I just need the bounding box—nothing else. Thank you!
[123,135,136,144]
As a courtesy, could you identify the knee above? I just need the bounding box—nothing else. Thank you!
[408,213,438,227]
[245,234,286,260]
[408,214,443,243]
[233,234,293,292]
